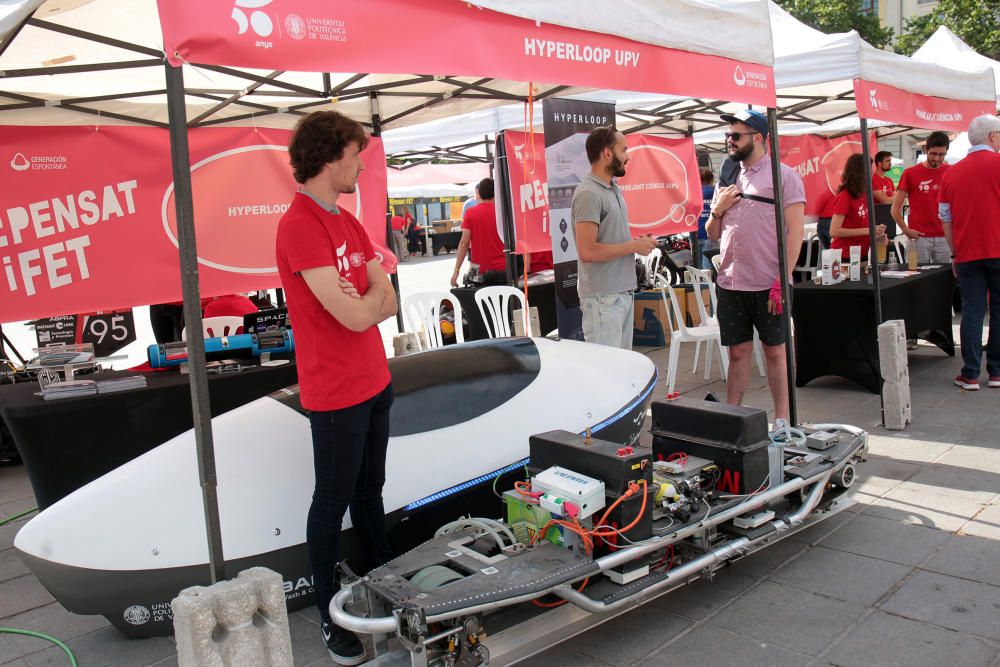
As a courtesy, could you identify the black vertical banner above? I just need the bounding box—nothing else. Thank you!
[542,98,616,340]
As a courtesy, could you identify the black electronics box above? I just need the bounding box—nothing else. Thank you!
[243,307,290,334]
[529,430,653,499]
[650,398,769,495]
[597,484,655,550]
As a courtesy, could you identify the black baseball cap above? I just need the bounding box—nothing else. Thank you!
[720,109,769,138]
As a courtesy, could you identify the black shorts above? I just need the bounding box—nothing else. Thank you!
[715,285,786,347]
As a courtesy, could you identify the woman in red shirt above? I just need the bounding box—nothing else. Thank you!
[830,153,886,260]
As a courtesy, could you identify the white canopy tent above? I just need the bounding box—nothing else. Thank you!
[912,26,1000,107]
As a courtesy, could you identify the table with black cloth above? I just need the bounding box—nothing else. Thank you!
[451,273,557,341]
[793,265,954,393]
[0,361,298,509]
[431,231,463,255]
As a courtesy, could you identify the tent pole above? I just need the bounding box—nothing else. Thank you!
[164,62,226,584]
[485,135,494,177]
[859,118,886,426]
[859,119,884,324]
[494,132,518,286]
[370,92,404,332]
[766,108,798,427]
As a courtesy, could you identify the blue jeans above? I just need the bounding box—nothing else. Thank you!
[307,383,394,622]
[955,259,1000,379]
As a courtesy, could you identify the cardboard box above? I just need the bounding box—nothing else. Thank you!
[633,289,684,347]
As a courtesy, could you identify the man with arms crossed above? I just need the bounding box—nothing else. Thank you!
[891,132,951,262]
[572,125,657,349]
[939,115,1000,391]
[276,111,397,665]
[872,150,895,205]
[706,110,806,432]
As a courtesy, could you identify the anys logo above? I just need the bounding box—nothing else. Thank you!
[10,153,29,172]
[123,605,151,625]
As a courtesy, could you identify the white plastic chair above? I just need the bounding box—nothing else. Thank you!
[641,248,662,287]
[794,232,820,282]
[659,285,728,394]
[181,316,244,340]
[711,254,722,273]
[892,236,907,264]
[686,266,766,377]
[403,290,464,349]
[474,286,527,338]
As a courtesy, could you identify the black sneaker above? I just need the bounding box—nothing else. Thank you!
[321,620,365,665]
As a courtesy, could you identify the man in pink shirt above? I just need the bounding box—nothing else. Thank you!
[706,110,806,431]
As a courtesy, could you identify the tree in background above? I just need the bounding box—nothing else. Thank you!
[776,0,894,50]
[895,0,1000,60]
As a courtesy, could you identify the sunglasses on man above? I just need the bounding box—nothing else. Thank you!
[724,131,759,142]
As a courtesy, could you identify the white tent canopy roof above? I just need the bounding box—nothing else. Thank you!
[912,25,1000,105]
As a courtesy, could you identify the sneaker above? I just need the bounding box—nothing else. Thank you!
[769,418,791,441]
[988,377,1000,388]
[321,620,365,666]
[954,375,980,391]
[906,339,919,350]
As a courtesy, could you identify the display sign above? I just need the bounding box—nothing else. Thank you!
[32,315,78,348]
[503,130,550,256]
[0,127,390,324]
[778,132,877,216]
[542,98,616,340]
[159,0,776,106]
[79,310,136,358]
[619,134,702,235]
[853,79,995,132]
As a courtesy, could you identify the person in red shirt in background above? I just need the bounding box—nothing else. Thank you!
[830,153,886,259]
[871,151,895,204]
[891,132,952,263]
[275,110,397,664]
[939,115,1000,391]
[390,211,409,262]
[202,293,258,320]
[451,178,507,287]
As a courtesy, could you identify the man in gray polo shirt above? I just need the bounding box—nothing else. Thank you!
[572,126,658,349]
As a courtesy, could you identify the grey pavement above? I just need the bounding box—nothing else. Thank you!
[2,254,999,666]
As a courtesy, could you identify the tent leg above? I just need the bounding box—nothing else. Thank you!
[766,109,797,427]
[859,118,886,426]
[165,61,226,584]
[369,92,405,333]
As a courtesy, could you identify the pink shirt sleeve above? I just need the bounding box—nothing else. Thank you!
[780,165,806,206]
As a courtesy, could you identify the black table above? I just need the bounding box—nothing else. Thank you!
[451,274,557,341]
[432,231,463,255]
[793,265,954,393]
[1,362,298,509]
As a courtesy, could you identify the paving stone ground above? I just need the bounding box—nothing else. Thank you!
[2,255,999,666]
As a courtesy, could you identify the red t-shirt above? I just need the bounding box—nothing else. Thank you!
[391,215,404,231]
[529,250,554,273]
[461,201,506,272]
[872,173,895,199]
[275,193,390,411]
[203,294,257,319]
[898,162,949,236]
[939,150,1000,263]
[829,190,870,259]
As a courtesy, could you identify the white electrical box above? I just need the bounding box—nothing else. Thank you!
[531,466,606,520]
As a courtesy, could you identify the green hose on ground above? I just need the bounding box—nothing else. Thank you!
[0,507,38,525]
[0,628,78,666]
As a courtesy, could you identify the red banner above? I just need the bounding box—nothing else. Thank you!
[504,130,550,255]
[853,79,995,132]
[778,133,877,216]
[0,127,390,323]
[619,135,702,236]
[158,0,775,106]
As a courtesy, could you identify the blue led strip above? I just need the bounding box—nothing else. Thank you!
[405,458,530,511]
[584,369,659,435]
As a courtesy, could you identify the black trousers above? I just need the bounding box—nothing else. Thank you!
[149,304,184,344]
[307,383,394,622]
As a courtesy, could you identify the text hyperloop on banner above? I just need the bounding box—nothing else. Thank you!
[1,181,139,297]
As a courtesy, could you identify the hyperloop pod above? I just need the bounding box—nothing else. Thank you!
[15,337,657,637]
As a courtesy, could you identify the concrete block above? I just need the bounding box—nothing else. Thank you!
[882,372,911,430]
[878,319,908,381]
[392,332,420,357]
[172,567,293,667]
[512,307,541,337]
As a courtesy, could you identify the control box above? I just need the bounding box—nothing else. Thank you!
[529,430,652,498]
[531,466,606,520]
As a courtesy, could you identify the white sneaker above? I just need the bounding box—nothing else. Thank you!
[770,418,791,441]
